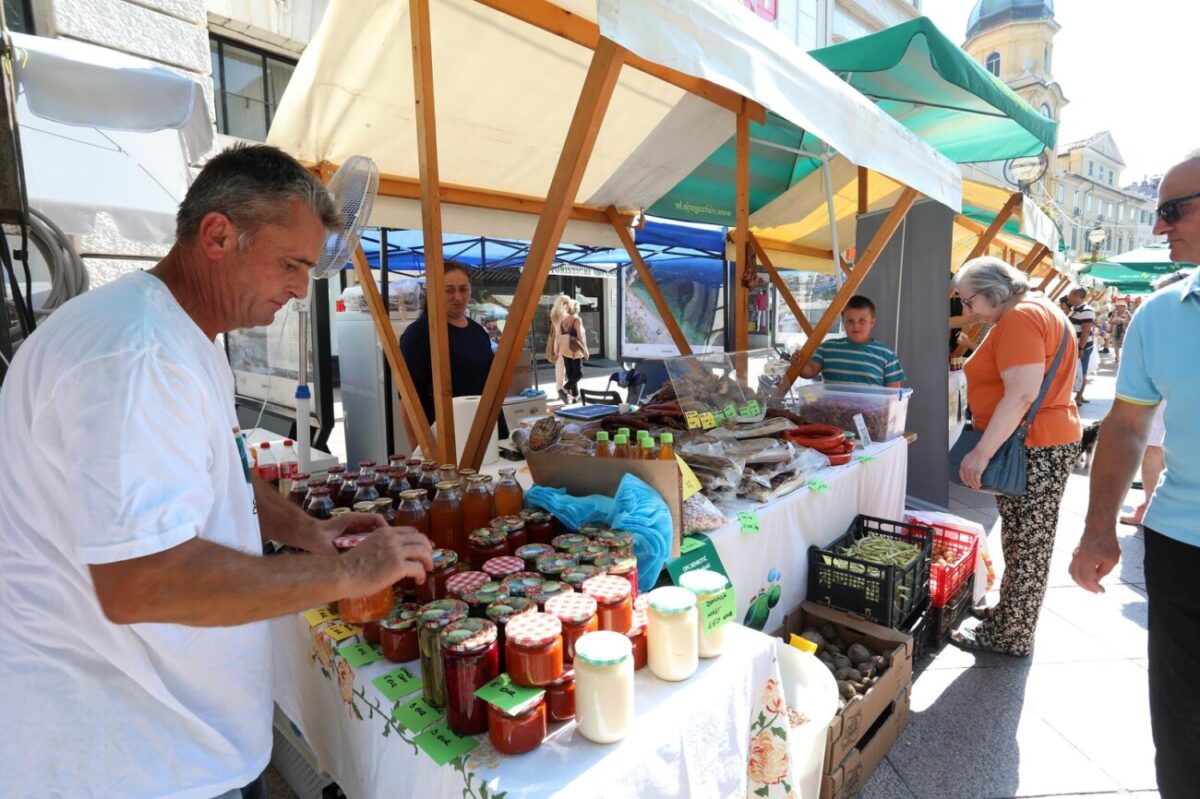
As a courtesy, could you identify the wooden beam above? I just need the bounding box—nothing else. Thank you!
[606,206,693,356]
[777,186,920,395]
[460,38,626,469]
[1017,243,1049,275]
[410,0,455,464]
[476,0,764,122]
[857,167,868,215]
[351,246,439,458]
[739,235,833,262]
[750,232,813,336]
[954,214,988,237]
[733,102,752,356]
[1037,266,1060,292]
[949,192,1022,298]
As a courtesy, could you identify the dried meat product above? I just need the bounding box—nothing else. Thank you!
[681,493,726,533]
[724,438,794,464]
[720,418,796,440]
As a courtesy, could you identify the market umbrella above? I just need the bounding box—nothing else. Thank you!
[1095,243,1194,274]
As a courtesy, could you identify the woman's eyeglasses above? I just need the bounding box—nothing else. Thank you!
[962,293,979,311]
[1156,191,1200,224]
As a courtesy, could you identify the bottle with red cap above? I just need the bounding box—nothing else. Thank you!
[278,439,299,494]
[256,441,280,485]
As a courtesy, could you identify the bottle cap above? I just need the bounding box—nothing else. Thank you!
[660,433,674,444]
[614,434,628,445]
[596,431,610,442]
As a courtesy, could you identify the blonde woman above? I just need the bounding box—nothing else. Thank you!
[560,299,590,403]
[546,295,571,403]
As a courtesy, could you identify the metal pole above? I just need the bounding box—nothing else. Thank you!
[821,148,843,290]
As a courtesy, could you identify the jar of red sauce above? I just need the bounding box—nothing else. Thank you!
[518,510,555,546]
[487,696,547,755]
[514,543,554,572]
[467,528,508,570]
[305,488,334,520]
[595,553,639,599]
[418,600,468,708]
[417,549,460,604]
[486,596,536,672]
[628,596,649,670]
[483,555,525,582]
[551,533,588,553]
[460,580,507,619]
[561,564,601,591]
[567,542,609,566]
[536,554,578,582]
[491,516,527,554]
[530,580,573,612]
[545,669,576,722]
[501,571,545,600]
[544,592,599,662]
[445,570,489,603]
[593,529,635,558]
[440,618,500,735]
[505,612,564,688]
[582,574,634,634]
[333,533,394,623]
[379,602,423,662]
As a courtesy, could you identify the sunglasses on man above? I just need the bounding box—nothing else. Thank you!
[1156,191,1200,224]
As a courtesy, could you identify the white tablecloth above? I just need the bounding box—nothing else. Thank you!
[273,617,801,799]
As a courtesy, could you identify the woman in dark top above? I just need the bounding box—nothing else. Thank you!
[399,261,507,442]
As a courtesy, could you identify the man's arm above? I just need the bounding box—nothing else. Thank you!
[1070,399,1157,593]
[254,474,387,555]
[1078,320,1093,351]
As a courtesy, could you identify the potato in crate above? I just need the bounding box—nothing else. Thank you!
[928,523,980,608]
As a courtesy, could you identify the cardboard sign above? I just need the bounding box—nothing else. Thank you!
[738,511,761,534]
[679,535,705,555]
[667,533,729,583]
[474,673,545,715]
[337,642,381,668]
[302,606,338,627]
[806,479,830,494]
[685,410,702,430]
[853,413,873,447]
[393,696,445,733]
[699,587,736,634]
[676,456,703,500]
[372,667,419,703]
[321,622,362,643]
[413,720,478,766]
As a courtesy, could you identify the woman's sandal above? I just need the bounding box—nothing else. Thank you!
[969,604,991,621]
[948,628,995,653]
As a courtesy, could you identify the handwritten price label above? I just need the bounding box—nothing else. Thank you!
[393,696,445,733]
[685,411,702,430]
[806,479,830,494]
[679,535,705,555]
[746,399,762,416]
[856,455,876,464]
[738,511,761,534]
[723,403,738,420]
[676,456,703,500]
[700,411,717,430]
[413,719,478,766]
[337,642,381,668]
[474,673,545,714]
[700,587,736,634]
[302,606,338,627]
[372,667,419,703]
[321,622,362,643]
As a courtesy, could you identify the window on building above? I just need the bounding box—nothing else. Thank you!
[1057,184,1065,203]
[1086,194,1093,212]
[1108,201,1114,217]
[985,52,1000,77]
[1108,172,1114,185]
[3,0,34,32]
[1088,160,1094,177]
[1040,103,1053,120]
[1071,227,1078,250]
[1073,189,1080,210]
[1117,235,1124,253]
[209,35,296,142]
[1043,45,1051,74]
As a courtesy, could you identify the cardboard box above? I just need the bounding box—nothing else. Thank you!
[525,451,682,557]
[781,601,915,773]
[821,687,911,799]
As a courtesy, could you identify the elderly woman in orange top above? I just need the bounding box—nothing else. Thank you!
[952,256,1082,656]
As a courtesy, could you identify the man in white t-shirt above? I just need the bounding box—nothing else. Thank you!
[0,145,434,799]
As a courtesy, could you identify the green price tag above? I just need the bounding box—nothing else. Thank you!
[713,408,725,422]
[723,403,738,419]
[666,533,730,584]
[856,455,876,464]
[679,535,705,555]
[322,622,362,643]
[746,399,762,416]
[737,404,754,418]
[413,719,478,766]
[337,642,381,668]
[806,479,830,494]
[699,587,737,634]
[474,673,545,714]
[393,696,445,732]
[685,410,702,430]
[738,511,761,534]
[700,411,717,430]
[372,667,419,703]
[302,606,338,627]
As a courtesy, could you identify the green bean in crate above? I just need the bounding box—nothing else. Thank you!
[807,515,935,629]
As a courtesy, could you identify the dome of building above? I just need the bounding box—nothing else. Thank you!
[966,0,1055,39]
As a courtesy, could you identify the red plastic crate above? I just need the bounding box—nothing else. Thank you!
[928,523,978,608]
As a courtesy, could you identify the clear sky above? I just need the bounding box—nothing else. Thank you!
[920,0,1198,183]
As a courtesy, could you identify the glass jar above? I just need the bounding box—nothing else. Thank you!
[551,533,588,553]
[679,568,729,658]
[388,453,407,472]
[445,570,490,602]
[462,476,494,534]
[487,696,546,756]
[441,618,500,735]
[561,564,601,591]
[482,555,525,582]
[287,473,310,507]
[353,477,380,505]
[491,516,527,554]
[333,533,394,623]
[573,631,635,744]
[302,478,327,511]
[567,542,609,566]
[430,481,465,554]
[336,471,360,508]
[419,460,440,501]
[494,468,524,517]
[593,529,635,558]
[486,596,536,672]
[373,497,396,525]
[514,543,554,572]
[417,549,460,604]
[458,468,478,489]
[628,602,648,671]
[379,602,423,663]
[582,574,634,634]
[645,586,698,681]
[387,469,410,505]
[530,580,572,612]
[305,488,334,520]
[519,510,555,546]
[578,523,609,539]
[536,554,578,582]
[595,554,639,599]
[467,528,508,571]
[544,591,599,662]
[504,612,564,688]
[393,489,431,535]
[359,460,377,481]
[352,500,377,516]
[417,599,468,707]
[325,463,346,494]
[545,669,576,722]
[500,571,545,601]
[460,580,507,619]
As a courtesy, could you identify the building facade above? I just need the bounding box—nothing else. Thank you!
[745,0,921,51]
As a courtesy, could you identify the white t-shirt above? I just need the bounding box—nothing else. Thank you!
[0,272,270,798]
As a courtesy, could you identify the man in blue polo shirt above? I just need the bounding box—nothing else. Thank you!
[798,295,905,386]
[1070,152,1200,799]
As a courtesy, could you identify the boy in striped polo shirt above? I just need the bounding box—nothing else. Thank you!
[799,295,906,387]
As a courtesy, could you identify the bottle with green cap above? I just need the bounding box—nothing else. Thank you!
[617,427,631,442]
[637,438,656,461]
[613,434,630,459]
[596,430,613,458]
[658,432,675,462]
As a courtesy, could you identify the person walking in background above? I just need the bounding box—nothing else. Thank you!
[545,294,570,404]
[1111,300,1132,364]
[951,256,1081,656]
[559,299,590,403]
[1068,287,1096,404]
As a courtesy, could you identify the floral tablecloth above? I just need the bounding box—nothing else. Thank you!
[272,615,807,798]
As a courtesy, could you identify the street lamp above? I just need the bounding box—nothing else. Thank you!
[1004,152,1050,196]
[1088,226,1107,261]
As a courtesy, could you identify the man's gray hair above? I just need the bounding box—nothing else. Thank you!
[176,144,341,249]
[953,256,1031,307]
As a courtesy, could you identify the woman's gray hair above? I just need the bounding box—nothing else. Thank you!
[953,256,1031,307]
[176,144,341,250]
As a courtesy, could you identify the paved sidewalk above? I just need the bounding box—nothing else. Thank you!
[862,355,1159,799]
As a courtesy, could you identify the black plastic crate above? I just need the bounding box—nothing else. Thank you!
[808,514,934,629]
[901,598,932,664]
[930,574,976,651]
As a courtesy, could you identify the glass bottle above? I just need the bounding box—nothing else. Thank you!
[393,489,430,536]
[388,453,407,473]
[612,434,630,459]
[658,433,676,462]
[305,487,334,520]
[430,481,465,554]
[405,458,424,489]
[494,468,524,517]
[387,470,408,507]
[337,471,360,508]
[373,497,396,525]
[440,618,500,735]
[458,468,478,490]
[595,431,613,458]
[374,464,392,496]
[287,473,310,507]
[419,460,440,502]
[302,478,327,512]
[325,464,346,500]
[438,463,459,487]
[462,476,494,534]
[353,476,379,505]
[358,460,377,482]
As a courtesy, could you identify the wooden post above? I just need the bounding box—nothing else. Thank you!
[410,0,455,464]
[733,102,752,356]
[777,186,920,395]
[948,195,1023,299]
[750,232,813,336]
[857,167,868,215]
[606,206,693,356]
[460,38,626,470]
[1017,243,1049,275]
[351,246,439,458]
[1037,266,1061,292]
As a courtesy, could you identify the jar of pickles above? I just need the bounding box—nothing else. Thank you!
[595,553,639,599]
[628,597,649,670]
[678,568,729,658]
[467,528,507,570]
[592,529,635,557]
[535,554,578,582]
[333,533,394,623]
[379,602,423,662]
[505,612,564,688]
[305,487,334,520]
[551,533,588,553]
[514,543,554,572]
[573,631,635,744]
[530,580,573,612]
[482,555,525,582]
[561,563,601,591]
[518,510,554,546]
[393,489,430,535]
[486,595,536,671]
[440,618,500,735]
[545,669,576,722]
[544,592,598,662]
[417,549,460,604]
[487,696,546,756]
[445,570,490,602]
[460,580,507,619]
[418,599,468,707]
[491,516,527,554]
[500,571,544,600]
[582,574,633,634]
[645,586,698,682]
[567,541,609,566]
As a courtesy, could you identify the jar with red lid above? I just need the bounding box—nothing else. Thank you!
[551,533,588,553]
[505,612,564,688]
[287,473,310,507]
[545,669,576,722]
[336,472,360,508]
[567,542,609,566]
[561,563,601,591]
[418,599,468,707]
[518,510,554,546]
[305,488,334,520]
[482,555,525,582]
[333,533,394,623]
[491,516,527,553]
[595,553,639,598]
[418,460,440,501]
[487,696,546,755]
[302,478,327,511]
[353,478,379,505]
[379,603,423,662]
[535,554,578,582]
[460,580,507,619]
[467,528,507,570]
[593,529,635,557]
[544,591,598,662]
[530,580,573,611]
[417,549,460,604]
[405,458,424,489]
[513,543,554,572]
[440,618,500,735]
[500,571,545,600]
[486,596,536,671]
[387,469,410,505]
[445,570,490,602]
[582,574,634,634]
[325,465,346,498]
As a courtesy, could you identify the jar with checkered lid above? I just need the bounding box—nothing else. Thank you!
[595,553,639,598]
[500,571,545,600]
[544,591,599,661]
[467,527,507,570]
[504,611,564,688]
[482,555,525,581]
[485,595,536,671]
[518,509,554,546]
[440,618,500,735]
[582,574,633,634]
[530,580,573,612]
[445,570,489,602]
[417,599,468,707]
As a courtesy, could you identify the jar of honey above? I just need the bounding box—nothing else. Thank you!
[379,602,423,663]
[582,574,634,634]
[393,489,430,536]
[416,549,460,604]
[490,516,527,554]
[333,533,393,623]
[430,481,465,554]
[513,543,554,572]
[504,612,563,688]
[440,618,500,735]
[544,591,599,662]
[487,696,546,755]
[493,468,524,517]
[518,510,555,546]
[418,599,468,707]
[551,533,588,553]
[595,553,639,599]
[467,528,508,570]
[462,475,494,534]
[482,555,525,582]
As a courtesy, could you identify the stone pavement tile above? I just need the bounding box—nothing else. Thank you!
[888,667,1120,798]
[858,757,917,799]
[1041,584,1148,659]
[1116,534,1146,584]
[1015,660,1158,793]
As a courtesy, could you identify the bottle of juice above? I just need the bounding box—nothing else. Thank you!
[595,431,613,458]
[419,460,440,502]
[256,442,280,485]
[637,438,655,460]
[439,464,460,486]
[494,468,524,517]
[278,439,299,493]
[430,481,465,553]
[462,475,494,534]
[287,473,310,507]
[658,433,676,462]
[613,434,630,459]
[394,488,431,536]
[618,428,631,443]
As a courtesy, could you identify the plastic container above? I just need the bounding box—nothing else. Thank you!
[333,533,393,623]
[256,441,280,485]
[441,618,500,735]
[931,574,976,650]
[797,383,913,443]
[645,586,698,681]
[417,599,468,707]
[926,523,980,608]
[487,696,546,755]
[505,612,564,688]
[678,568,729,658]
[573,631,634,743]
[544,592,599,662]
[278,439,299,485]
[379,603,423,663]
[582,574,633,634]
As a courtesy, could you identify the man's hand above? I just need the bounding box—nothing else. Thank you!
[1069,530,1122,594]
[959,447,990,491]
[340,527,434,595]
[305,511,388,555]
